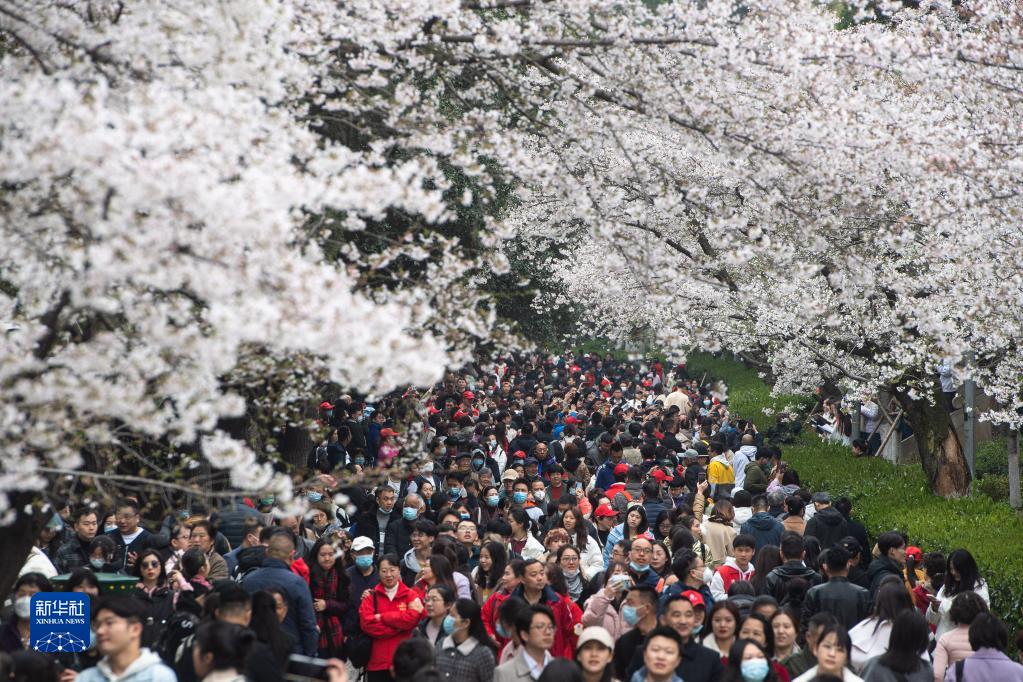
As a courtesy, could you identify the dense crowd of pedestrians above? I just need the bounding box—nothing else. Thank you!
[3,353,1022,682]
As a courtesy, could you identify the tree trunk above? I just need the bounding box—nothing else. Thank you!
[1009,429,1021,509]
[0,492,49,601]
[895,387,971,497]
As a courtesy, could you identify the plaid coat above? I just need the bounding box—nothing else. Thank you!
[435,636,497,682]
[310,566,348,655]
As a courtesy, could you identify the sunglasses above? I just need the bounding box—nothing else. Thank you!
[141,561,160,569]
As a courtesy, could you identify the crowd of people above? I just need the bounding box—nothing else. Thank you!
[2,352,1022,682]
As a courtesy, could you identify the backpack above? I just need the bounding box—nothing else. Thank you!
[343,591,377,669]
[156,610,199,666]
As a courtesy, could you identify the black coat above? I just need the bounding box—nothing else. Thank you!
[625,637,724,682]
[353,506,397,548]
[106,528,154,572]
[385,518,416,559]
[801,576,872,633]
[866,555,904,595]
[765,560,823,603]
[804,507,849,549]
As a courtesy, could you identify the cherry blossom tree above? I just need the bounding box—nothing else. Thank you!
[3,0,1019,607]
[501,0,1022,496]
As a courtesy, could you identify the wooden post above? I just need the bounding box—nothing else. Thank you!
[1009,429,1021,509]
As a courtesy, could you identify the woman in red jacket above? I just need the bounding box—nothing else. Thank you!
[359,553,425,682]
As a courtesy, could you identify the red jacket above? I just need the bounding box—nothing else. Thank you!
[482,589,510,641]
[511,586,582,659]
[290,557,310,585]
[358,581,423,671]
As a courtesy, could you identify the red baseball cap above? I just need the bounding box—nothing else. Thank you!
[652,469,672,483]
[463,390,475,400]
[380,428,399,438]
[594,504,618,518]
[680,590,706,609]
[564,416,580,425]
[906,546,923,562]
[613,463,630,476]
[319,401,334,410]
[513,450,527,459]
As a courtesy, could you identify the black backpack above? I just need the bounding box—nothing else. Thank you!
[155,610,199,666]
[343,592,376,668]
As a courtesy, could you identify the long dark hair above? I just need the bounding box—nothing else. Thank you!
[307,538,349,600]
[250,591,292,664]
[877,610,929,674]
[426,553,458,595]
[623,505,648,538]
[193,621,255,673]
[574,636,613,682]
[132,549,167,585]
[558,507,590,550]
[944,549,983,596]
[751,545,781,595]
[452,598,500,656]
[537,658,584,682]
[871,580,914,632]
[475,542,508,592]
[740,613,775,657]
[721,639,778,682]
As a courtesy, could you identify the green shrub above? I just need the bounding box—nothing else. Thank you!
[686,353,1023,641]
[977,475,1010,503]
[976,438,1009,479]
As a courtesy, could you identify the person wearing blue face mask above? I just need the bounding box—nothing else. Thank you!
[610,585,660,680]
[343,536,380,641]
[383,493,423,562]
[720,638,778,682]
[436,598,499,682]
[628,538,663,589]
[510,481,530,508]
[445,471,469,504]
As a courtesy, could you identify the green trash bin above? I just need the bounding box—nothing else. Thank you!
[51,572,139,594]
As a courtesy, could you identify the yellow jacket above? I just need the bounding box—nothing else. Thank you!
[707,456,735,485]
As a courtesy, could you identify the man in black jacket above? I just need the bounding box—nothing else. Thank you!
[385,493,424,559]
[55,506,99,574]
[508,423,538,457]
[107,497,153,572]
[835,496,871,567]
[353,486,397,549]
[611,586,660,680]
[804,492,849,549]
[801,545,871,634]
[625,590,723,682]
[765,532,822,602]
[866,531,908,595]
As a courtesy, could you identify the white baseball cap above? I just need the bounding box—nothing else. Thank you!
[351,537,374,552]
[576,626,614,651]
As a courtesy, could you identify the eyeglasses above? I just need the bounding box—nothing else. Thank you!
[141,561,160,569]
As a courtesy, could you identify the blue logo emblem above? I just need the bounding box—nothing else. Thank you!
[30,593,90,653]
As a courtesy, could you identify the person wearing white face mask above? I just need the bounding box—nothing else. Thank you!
[0,573,52,653]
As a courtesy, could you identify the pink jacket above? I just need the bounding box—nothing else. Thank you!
[933,625,974,682]
[581,588,632,640]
